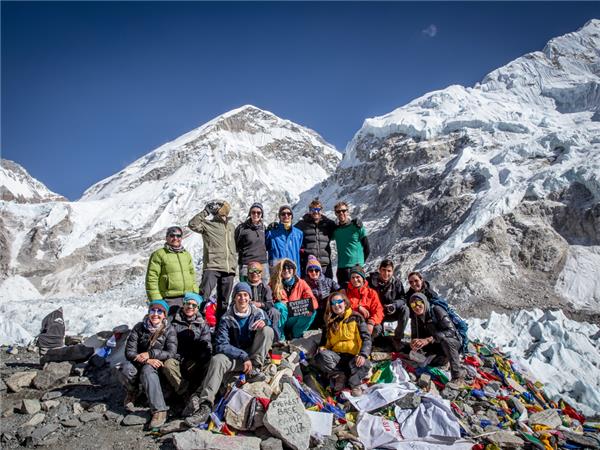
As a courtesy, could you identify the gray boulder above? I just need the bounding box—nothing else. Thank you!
[173,428,262,450]
[263,383,311,450]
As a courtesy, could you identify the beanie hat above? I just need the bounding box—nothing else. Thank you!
[349,265,366,280]
[166,226,182,236]
[278,205,293,218]
[306,255,322,272]
[217,201,231,217]
[148,300,169,314]
[282,259,296,272]
[232,282,252,298]
[183,292,203,305]
[248,202,264,216]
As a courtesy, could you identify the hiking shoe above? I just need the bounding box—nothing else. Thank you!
[247,368,266,383]
[446,378,467,390]
[183,402,212,428]
[350,385,365,397]
[330,373,347,393]
[123,390,137,412]
[182,394,201,417]
[149,410,167,428]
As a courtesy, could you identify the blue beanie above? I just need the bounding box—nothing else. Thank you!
[183,292,203,304]
[232,282,252,298]
[148,299,169,314]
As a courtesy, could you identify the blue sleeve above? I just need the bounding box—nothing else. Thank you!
[214,320,249,362]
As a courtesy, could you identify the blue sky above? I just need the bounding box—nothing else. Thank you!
[2,2,599,200]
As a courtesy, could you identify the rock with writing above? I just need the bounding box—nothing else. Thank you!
[263,383,311,450]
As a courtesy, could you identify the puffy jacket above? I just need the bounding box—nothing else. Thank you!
[234,219,268,265]
[295,214,336,268]
[249,282,274,309]
[170,311,212,361]
[273,277,318,311]
[304,274,340,303]
[145,248,199,301]
[345,281,384,326]
[214,304,269,362]
[321,308,371,357]
[189,210,237,273]
[367,272,406,313]
[410,302,460,343]
[265,224,303,274]
[125,320,178,362]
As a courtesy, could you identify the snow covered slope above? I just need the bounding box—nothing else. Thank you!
[303,19,600,319]
[0,105,341,297]
[0,159,67,203]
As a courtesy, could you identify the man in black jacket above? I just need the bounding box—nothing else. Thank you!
[367,259,409,338]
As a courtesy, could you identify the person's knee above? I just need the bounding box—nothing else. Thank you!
[162,358,180,373]
[209,354,231,371]
[257,326,274,340]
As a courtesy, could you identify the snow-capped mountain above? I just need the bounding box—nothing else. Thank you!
[302,19,600,319]
[0,106,341,297]
[0,159,67,203]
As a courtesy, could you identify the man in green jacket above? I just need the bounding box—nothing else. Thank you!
[333,201,370,288]
[146,226,199,314]
[189,200,237,322]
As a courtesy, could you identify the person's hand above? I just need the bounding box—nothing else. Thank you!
[251,301,263,309]
[251,319,266,330]
[146,359,163,369]
[351,217,363,228]
[411,338,431,350]
[134,352,150,363]
[358,306,370,319]
[242,360,253,374]
[355,355,366,367]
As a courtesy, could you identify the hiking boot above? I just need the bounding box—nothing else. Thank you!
[149,410,167,428]
[183,402,212,428]
[330,373,347,393]
[123,390,137,412]
[247,369,266,383]
[182,394,201,417]
[446,377,467,390]
[350,385,364,397]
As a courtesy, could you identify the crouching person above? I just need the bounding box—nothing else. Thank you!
[313,292,372,396]
[182,282,274,427]
[162,292,212,396]
[116,300,177,428]
[408,293,467,388]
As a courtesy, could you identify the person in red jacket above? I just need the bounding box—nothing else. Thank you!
[270,258,318,340]
[344,265,383,335]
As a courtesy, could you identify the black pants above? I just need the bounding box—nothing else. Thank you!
[200,270,235,322]
[422,336,466,379]
[336,267,353,289]
[313,350,371,388]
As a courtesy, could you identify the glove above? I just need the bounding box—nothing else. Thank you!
[352,217,363,228]
[205,200,223,215]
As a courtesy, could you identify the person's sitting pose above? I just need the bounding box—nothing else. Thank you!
[313,292,372,396]
[246,261,282,341]
[302,255,340,330]
[344,265,383,335]
[117,300,177,428]
[182,282,274,427]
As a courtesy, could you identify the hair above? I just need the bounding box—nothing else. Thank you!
[379,259,394,269]
[334,201,349,211]
[408,271,424,281]
[309,199,323,209]
[324,291,350,332]
[269,258,296,300]
[148,320,167,348]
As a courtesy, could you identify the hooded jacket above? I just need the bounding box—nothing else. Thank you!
[295,213,336,267]
[367,272,406,312]
[145,247,199,301]
[234,218,268,266]
[265,223,304,273]
[189,210,237,273]
[345,280,384,326]
[214,304,269,362]
[409,296,460,343]
[170,310,212,361]
[125,320,178,362]
[321,307,372,357]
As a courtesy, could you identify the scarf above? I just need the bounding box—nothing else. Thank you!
[165,243,185,253]
[233,306,251,318]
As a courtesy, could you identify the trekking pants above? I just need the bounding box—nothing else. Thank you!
[422,336,466,379]
[375,303,410,338]
[201,270,235,322]
[116,360,169,412]
[274,302,316,340]
[162,358,209,395]
[313,349,372,388]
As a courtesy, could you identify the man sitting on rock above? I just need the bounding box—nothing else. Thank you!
[182,282,274,427]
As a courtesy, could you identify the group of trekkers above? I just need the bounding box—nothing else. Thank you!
[119,199,469,429]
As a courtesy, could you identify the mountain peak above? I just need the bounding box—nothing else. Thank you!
[0,159,67,203]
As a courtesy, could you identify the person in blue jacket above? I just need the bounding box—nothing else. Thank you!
[265,205,304,274]
[182,282,274,427]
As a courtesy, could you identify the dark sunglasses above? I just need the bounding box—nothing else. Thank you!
[149,308,165,315]
[248,269,262,274]
[335,209,348,214]
[168,233,182,238]
[183,302,198,308]
[307,268,321,273]
[250,210,262,215]
[310,208,322,213]
[280,212,292,217]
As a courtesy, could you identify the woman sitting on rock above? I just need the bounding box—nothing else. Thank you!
[313,292,372,396]
[270,258,318,340]
[116,300,177,429]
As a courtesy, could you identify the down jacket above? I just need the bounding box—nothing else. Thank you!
[367,272,406,312]
[295,214,336,268]
[410,299,461,344]
[345,280,384,326]
[320,307,372,357]
[234,219,268,266]
[125,320,178,362]
[214,304,269,362]
[145,248,198,301]
[170,311,212,361]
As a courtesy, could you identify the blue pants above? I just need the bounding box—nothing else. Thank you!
[274,302,315,340]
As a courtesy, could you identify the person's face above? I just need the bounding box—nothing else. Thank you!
[410,299,425,317]
[166,231,182,246]
[148,308,165,325]
[379,266,393,283]
[330,296,346,315]
[182,300,199,317]
[234,292,250,312]
[350,273,364,288]
[335,206,349,224]
[408,275,423,292]
[309,206,322,222]
[279,210,292,224]
[248,265,262,284]
[282,265,295,280]
[250,208,262,224]
[307,267,321,280]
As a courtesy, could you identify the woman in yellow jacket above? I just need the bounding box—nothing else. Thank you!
[313,292,372,396]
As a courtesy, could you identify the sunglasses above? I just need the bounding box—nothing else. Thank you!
[149,308,165,315]
[282,266,295,272]
[410,300,424,308]
[168,233,182,238]
[307,268,321,273]
[280,212,292,217]
[330,299,345,306]
[248,269,262,274]
[183,302,198,308]
[335,209,348,214]
[310,208,322,213]
[250,210,262,215]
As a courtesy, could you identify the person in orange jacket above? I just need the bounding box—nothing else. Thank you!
[344,265,383,335]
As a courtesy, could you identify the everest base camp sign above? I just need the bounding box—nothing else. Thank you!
[287,299,312,317]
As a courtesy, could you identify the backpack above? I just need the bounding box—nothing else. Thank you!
[429,296,469,354]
